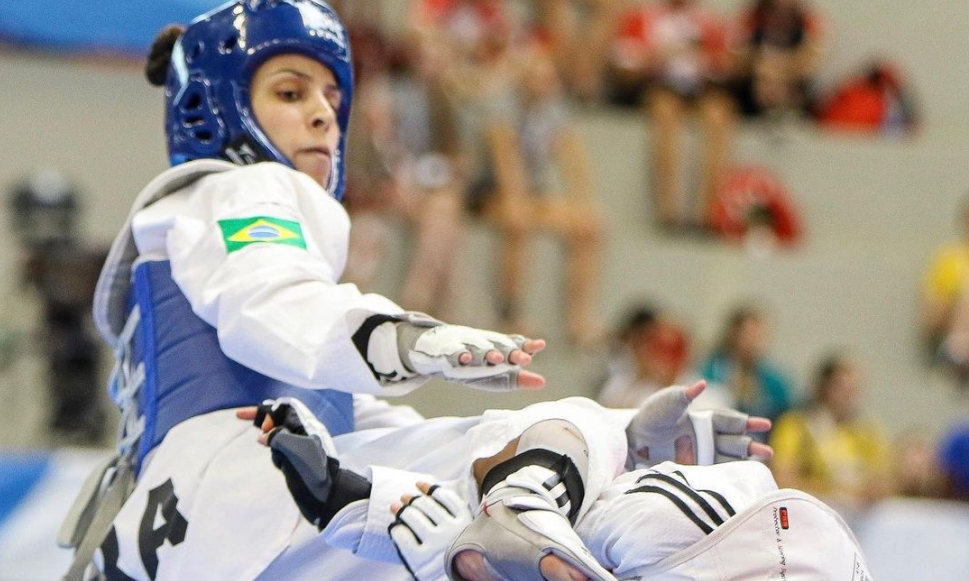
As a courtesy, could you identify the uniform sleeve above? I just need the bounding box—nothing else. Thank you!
[353,394,426,430]
[153,163,405,394]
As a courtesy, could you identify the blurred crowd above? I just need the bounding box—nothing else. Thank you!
[325,0,922,345]
[597,300,969,512]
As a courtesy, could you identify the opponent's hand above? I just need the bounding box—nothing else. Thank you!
[398,316,546,392]
[236,397,337,450]
[235,399,369,530]
[625,381,773,467]
[389,482,473,581]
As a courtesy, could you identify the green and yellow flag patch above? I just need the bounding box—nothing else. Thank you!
[218,217,307,254]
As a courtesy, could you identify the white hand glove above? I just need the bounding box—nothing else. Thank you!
[626,385,752,468]
[397,314,530,392]
[389,485,473,581]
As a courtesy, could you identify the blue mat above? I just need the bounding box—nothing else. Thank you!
[0,452,50,527]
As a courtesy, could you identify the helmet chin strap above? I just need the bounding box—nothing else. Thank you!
[324,149,340,198]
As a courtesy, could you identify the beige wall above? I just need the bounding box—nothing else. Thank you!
[0,0,968,444]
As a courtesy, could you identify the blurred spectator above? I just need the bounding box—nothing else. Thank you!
[699,303,793,423]
[342,28,468,319]
[606,0,736,230]
[532,0,622,102]
[597,304,732,409]
[7,170,107,445]
[729,0,826,119]
[893,430,944,498]
[815,60,919,138]
[939,423,969,501]
[409,0,518,71]
[770,353,892,508]
[479,53,605,344]
[919,194,969,383]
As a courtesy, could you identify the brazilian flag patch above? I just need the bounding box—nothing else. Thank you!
[218,217,307,254]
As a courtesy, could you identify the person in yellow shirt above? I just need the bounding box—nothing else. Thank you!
[770,353,891,510]
[921,196,969,364]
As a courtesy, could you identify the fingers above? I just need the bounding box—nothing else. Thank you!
[746,417,772,433]
[523,338,546,354]
[539,554,592,581]
[507,349,532,366]
[459,348,535,367]
[749,441,774,460]
[684,380,707,401]
[710,409,750,434]
[453,550,504,581]
[236,407,258,420]
[715,434,751,459]
[516,369,546,389]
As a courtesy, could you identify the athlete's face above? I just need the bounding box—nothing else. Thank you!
[251,54,343,188]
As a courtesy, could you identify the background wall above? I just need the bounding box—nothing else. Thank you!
[1,0,968,446]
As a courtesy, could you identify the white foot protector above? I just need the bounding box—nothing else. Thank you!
[445,465,617,581]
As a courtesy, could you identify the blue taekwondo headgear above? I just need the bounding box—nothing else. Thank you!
[164,0,353,201]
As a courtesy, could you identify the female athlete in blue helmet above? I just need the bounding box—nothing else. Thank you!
[63,1,550,580]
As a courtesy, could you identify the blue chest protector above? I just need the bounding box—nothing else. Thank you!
[112,260,354,473]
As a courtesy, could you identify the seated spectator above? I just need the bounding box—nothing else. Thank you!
[920,194,969,381]
[770,353,892,509]
[342,29,468,319]
[815,59,919,138]
[699,303,793,424]
[939,423,969,501]
[597,305,732,409]
[480,53,606,344]
[606,0,736,230]
[532,0,622,102]
[893,430,944,498]
[729,0,825,119]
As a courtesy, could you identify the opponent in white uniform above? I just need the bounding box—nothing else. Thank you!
[240,385,868,581]
[240,383,780,581]
[61,2,546,580]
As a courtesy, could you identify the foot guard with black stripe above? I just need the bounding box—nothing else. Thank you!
[445,464,617,581]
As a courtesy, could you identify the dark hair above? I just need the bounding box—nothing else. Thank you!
[145,24,187,87]
[718,303,763,354]
[813,352,850,403]
[617,306,658,344]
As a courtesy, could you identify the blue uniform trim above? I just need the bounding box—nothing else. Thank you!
[122,260,354,472]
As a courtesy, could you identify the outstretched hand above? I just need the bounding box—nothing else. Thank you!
[627,380,773,467]
[399,317,548,391]
[678,381,773,462]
